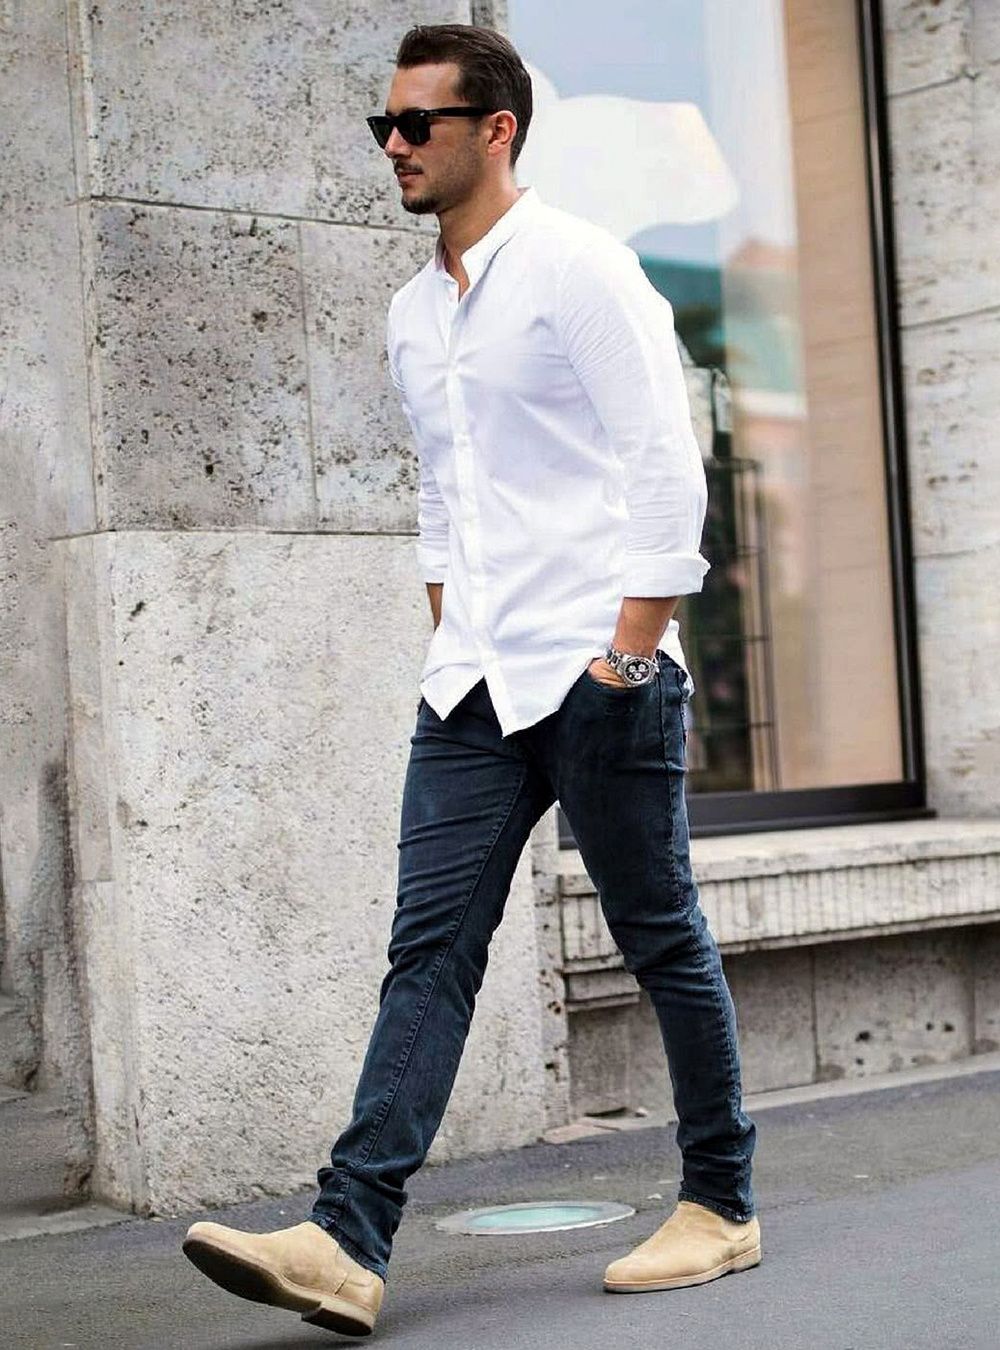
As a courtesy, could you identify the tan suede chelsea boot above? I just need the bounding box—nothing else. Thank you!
[603,1200,761,1293]
[182,1219,384,1336]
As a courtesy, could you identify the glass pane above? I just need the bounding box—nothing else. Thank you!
[509,0,903,793]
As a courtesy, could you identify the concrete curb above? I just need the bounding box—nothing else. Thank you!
[0,1205,130,1245]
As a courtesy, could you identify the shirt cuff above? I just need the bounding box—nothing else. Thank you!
[415,540,449,584]
[623,552,710,597]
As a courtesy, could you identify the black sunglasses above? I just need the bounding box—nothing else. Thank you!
[366,106,496,149]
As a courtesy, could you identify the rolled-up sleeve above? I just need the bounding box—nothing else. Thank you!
[387,301,450,584]
[414,449,450,582]
[557,242,709,597]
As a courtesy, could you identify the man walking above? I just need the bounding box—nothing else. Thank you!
[183,23,758,1337]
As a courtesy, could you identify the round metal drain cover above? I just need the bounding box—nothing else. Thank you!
[435,1200,635,1236]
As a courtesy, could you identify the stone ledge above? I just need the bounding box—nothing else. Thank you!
[542,1052,1000,1142]
[0,1205,128,1245]
[558,818,1000,964]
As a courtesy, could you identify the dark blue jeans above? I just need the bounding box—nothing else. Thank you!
[310,659,755,1277]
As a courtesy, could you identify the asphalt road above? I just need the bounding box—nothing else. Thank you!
[2,1069,999,1349]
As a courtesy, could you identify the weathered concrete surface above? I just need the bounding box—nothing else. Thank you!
[883,0,971,95]
[79,0,467,225]
[620,995,673,1116]
[0,1090,78,1224]
[724,947,816,1092]
[883,0,1000,96]
[590,968,815,1120]
[90,203,315,530]
[888,65,1000,328]
[560,818,1000,952]
[972,924,1000,1052]
[974,2,1000,63]
[558,823,1000,1105]
[566,1005,633,1117]
[3,0,625,1208]
[301,221,431,531]
[813,928,973,1079]
[0,997,33,1088]
[529,808,573,1132]
[900,311,1000,814]
[0,0,97,1201]
[913,548,1000,814]
[902,310,1000,560]
[471,0,509,30]
[884,8,1000,818]
[62,530,547,1212]
[566,924,998,1109]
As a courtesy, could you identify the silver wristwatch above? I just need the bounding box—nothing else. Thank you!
[604,646,659,686]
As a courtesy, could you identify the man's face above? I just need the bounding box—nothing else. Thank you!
[382,62,488,215]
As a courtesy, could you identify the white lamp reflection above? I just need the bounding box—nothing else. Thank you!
[517,63,739,240]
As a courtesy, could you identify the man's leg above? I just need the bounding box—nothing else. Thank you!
[183,683,553,1329]
[310,682,554,1276]
[534,660,755,1227]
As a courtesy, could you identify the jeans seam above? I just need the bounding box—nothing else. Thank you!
[658,672,683,901]
[658,674,748,1212]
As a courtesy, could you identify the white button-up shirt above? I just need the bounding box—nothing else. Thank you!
[388,186,709,736]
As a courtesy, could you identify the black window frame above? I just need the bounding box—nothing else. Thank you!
[561,0,929,845]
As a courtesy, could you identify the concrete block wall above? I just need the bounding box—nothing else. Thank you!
[571,924,1000,1117]
[2,0,550,1213]
[883,0,1000,813]
[560,819,1000,1113]
[0,0,98,1197]
[63,532,544,1210]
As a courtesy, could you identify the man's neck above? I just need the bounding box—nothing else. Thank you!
[438,182,524,279]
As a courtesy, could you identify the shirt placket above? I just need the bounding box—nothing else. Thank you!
[442,276,510,716]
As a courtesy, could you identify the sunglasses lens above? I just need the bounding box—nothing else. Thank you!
[367,116,392,148]
[397,112,429,145]
[367,111,434,148]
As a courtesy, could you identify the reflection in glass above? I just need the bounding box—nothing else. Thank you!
[509,0,903,794]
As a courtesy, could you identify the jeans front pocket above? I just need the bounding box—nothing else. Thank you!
[581,663,660,715]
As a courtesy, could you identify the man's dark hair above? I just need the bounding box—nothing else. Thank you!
[395,24,533,167]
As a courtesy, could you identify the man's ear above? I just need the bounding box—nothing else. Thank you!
[486,110,518,158]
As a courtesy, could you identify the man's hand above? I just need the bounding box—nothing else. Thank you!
[589,596,680,688]
[588,656,630,688]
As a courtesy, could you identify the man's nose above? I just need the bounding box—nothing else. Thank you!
[383,126,409,157]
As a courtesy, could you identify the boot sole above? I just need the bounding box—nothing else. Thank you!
[182,1234,375,1336]
[603,1243,761,1293]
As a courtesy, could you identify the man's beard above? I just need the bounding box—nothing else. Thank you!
[401,189,440,215]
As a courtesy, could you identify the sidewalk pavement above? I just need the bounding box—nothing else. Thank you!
[2,1063,999,1349]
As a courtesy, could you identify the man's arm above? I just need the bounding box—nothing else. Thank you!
[589,596,678,685]
[612,596,679,654]
[558,242,709,686]
[387,299,450,619]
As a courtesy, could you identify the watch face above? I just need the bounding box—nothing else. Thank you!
[622,657,653,685]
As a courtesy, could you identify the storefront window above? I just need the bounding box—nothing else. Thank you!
[510,0,922,826]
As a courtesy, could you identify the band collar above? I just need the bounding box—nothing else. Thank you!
[434,186,541,292]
